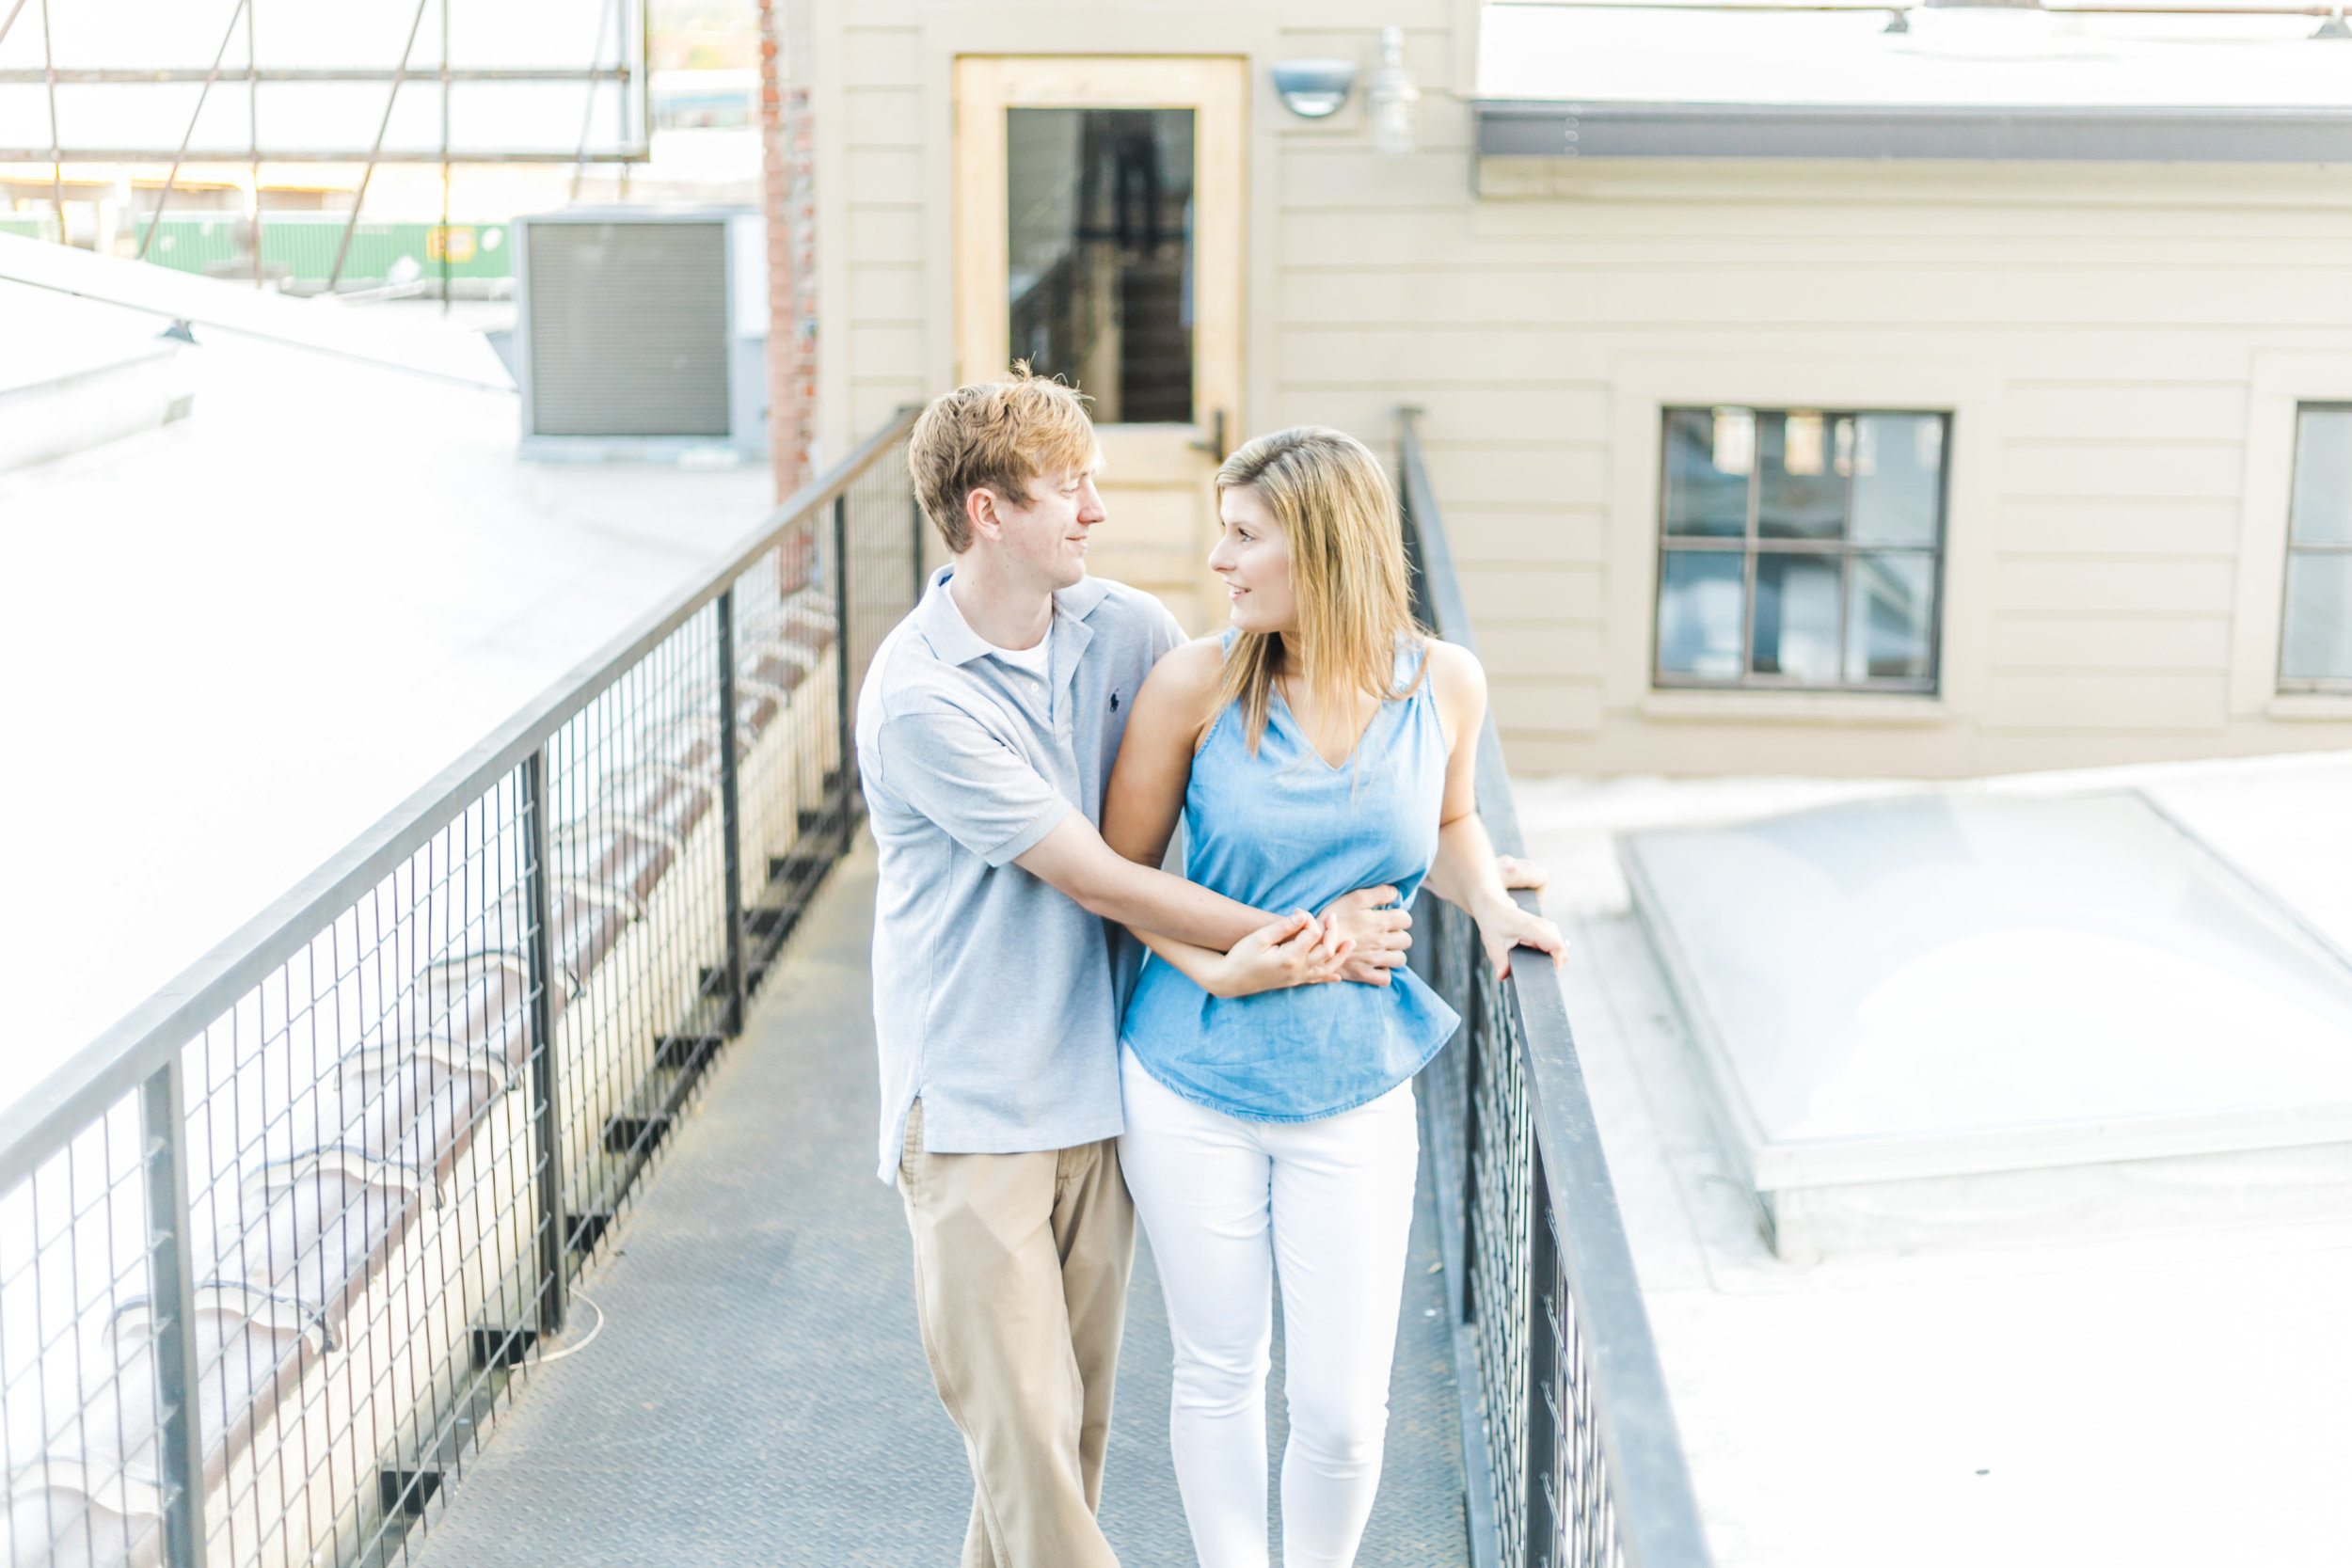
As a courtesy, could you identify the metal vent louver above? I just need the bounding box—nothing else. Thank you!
[525,220,731,437]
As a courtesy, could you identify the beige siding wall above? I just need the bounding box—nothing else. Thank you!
[815,0,2352,777]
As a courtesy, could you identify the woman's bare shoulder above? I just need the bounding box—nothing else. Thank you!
[1422,637,1486,695]
[1126,635,1228,732]
[1142,635,1229,698]
[1421,637,1487,734]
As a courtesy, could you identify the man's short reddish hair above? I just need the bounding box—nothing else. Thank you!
[908,366,1098,554]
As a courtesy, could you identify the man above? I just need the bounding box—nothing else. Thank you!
[856,373,1524,1566]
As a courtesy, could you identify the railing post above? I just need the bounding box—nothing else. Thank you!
[716,588,748,1035]
[832,492,855,848]
[912,483,928,609]
[141,1058,209,1568]
[521,748,567,1336]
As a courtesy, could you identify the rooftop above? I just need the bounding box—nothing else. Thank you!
[1518,749,2352,1564]
[0,243,775,1114]
[1479,2,2352,109]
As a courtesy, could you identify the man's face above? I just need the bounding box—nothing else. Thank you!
[988,460,1106,592]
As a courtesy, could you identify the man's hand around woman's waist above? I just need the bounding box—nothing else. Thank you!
[1323,885,1410,987]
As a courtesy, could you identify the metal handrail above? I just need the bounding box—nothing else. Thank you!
[0,407,917,1200]
[0,406,923,1568]
[1400,408,1714,1568]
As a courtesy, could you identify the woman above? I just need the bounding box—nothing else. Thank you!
[1102,426,1564,1568]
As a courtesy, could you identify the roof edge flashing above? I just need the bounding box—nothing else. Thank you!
[1477,100,2352,162]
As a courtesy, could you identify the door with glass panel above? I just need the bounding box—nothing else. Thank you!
[955,56,1245,633]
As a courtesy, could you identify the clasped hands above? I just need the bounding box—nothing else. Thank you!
[1212,854,1553,996]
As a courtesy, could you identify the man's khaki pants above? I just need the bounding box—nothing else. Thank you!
[898,1100,1135,1568]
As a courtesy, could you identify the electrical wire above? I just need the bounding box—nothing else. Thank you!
[532,1291,604,1365]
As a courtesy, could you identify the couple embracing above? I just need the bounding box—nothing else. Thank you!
[857,372,1563,1568]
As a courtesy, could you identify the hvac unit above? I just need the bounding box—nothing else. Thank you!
[511,207,768,461]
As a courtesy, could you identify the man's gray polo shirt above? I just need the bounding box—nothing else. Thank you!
[856,565,1184,1180]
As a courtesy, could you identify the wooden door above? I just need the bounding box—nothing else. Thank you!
[954,55,1246,634]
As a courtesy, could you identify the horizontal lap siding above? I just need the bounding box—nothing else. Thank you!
[843,32,924,435]
[821,6,2352,773]
[1271,51,1613,760]
[1276,115,2352,770]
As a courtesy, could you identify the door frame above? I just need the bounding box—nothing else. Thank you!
[951,55,1247,445]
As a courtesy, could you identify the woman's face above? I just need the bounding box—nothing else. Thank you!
[1208,484,1297,635]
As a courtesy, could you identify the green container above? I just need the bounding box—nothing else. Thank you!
[260,216,514,283]
[0,214,51,241]
[132,216,241,273]
[130,214,514,283]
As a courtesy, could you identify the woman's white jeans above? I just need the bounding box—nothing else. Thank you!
[1117,1048,1421,1568]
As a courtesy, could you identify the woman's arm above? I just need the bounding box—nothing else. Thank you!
[1101,639,1224,868]
[1422,641,1568,979]
[1133,911,1357,999]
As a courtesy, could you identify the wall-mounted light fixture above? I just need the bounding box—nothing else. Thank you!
[1368,27,1421,157]
[1271,57,1357,119]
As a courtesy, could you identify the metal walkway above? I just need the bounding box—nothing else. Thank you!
[411,840,1473,1567]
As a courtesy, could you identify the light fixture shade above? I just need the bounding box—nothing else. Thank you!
[1271,58,1357,119]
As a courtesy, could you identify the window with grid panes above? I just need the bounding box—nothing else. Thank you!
[2282,404,2352,690]
[1654,407,1948,691]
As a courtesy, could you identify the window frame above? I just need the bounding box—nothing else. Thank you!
[1651,405,1952,696]
[2279,401,2352,695]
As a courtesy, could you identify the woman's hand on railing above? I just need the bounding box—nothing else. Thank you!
[1497,854,1549,893]
[1471,893,1567,980]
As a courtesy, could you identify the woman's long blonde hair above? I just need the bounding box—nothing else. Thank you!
[1212,426,1426,758]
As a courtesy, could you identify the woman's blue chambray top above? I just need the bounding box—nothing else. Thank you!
[1120,639,1460,1121]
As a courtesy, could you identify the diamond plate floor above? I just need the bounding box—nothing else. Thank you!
[412,838,1470,1567]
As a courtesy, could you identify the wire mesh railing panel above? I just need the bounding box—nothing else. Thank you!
[0,409,922,1568]
[542,605,730,1242]
[0,1098,153,1568]
[729,435,917,986]
[839,437,925,722]
[1401,413,1710,1568]
[0,773,548,1568]
[1535,1188,1621,1568]
[727,515,844,978]
[1418,897,1552,1567]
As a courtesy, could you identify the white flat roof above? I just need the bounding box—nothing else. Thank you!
[0,286,176,397]
[0,233,514,389]
[1517,755,2352,1564]
[1479,2,2352,109]
[0,278,774,1117]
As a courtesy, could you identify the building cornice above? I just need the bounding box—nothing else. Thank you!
[1477,99,2352,162]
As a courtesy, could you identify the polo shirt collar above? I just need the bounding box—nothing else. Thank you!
[915,565,993,667]
[1053,574,1112,619]
[916,565,1114,667]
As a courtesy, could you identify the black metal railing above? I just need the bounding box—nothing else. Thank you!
[1400,411,1714,1568]
[0,409,923,1568]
